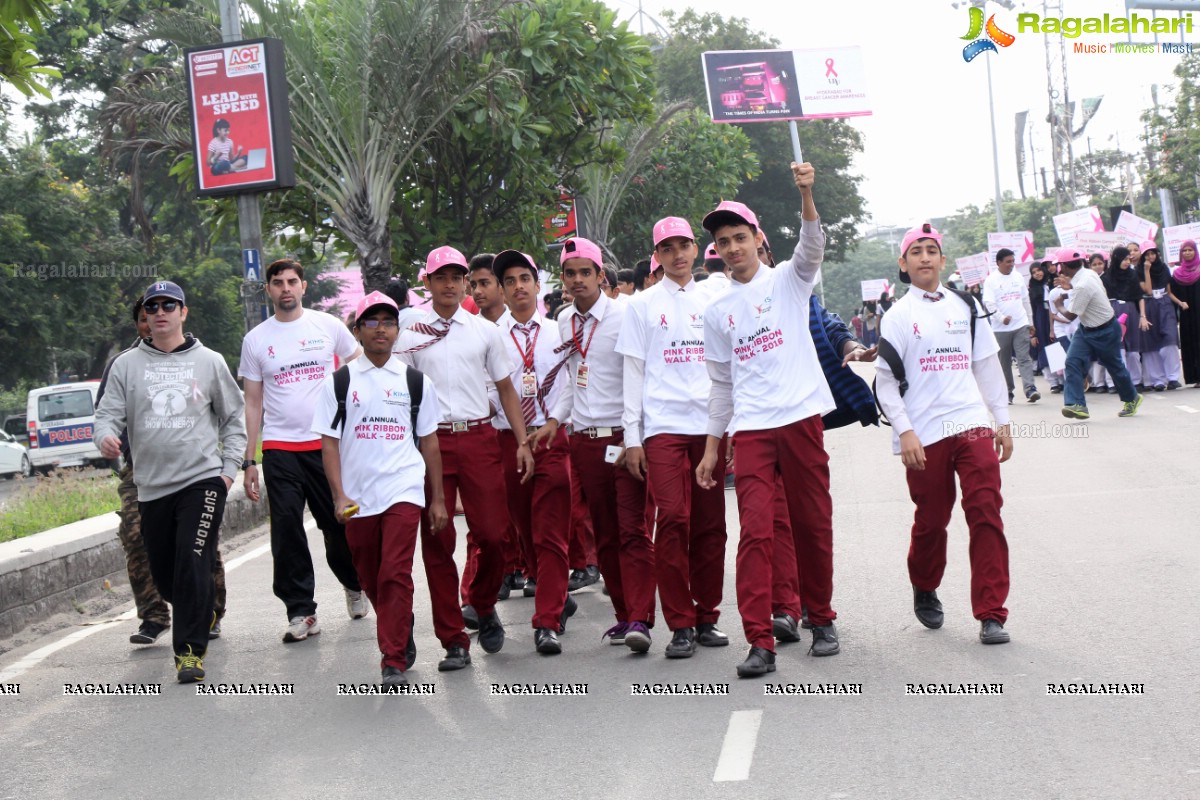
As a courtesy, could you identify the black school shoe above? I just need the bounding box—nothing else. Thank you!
[772,613,801,643]
[381,666,408,690]
[559,595,578,634]
[478,611,506,654]
[406,614,417,670]
[979,619,1010,644]
[736,646,776,678]
[534,628,561,655]
[809,623,840,656]
[664,628,697,659]
[913,588,944,629]
[462,604,480,631]
[438,646,471,671]
[696,623,729,647]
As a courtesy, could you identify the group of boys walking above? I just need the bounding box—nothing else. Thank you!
[94,162,1016,689]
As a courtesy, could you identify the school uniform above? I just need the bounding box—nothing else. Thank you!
[875,286,1012,625]
[617,277,727,634]
[395,306,514,650]
[558,292,655,627]
[493,312,574,631]
[311,357,440,671]
[703,218,838,653]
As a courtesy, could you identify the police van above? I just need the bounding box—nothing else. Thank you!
[25,381,106,471]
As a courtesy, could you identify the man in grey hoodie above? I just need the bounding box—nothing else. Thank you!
[95,280,247,684]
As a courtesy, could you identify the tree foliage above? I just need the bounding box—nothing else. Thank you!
[0,0,61,99]
[1145,53,1200,221]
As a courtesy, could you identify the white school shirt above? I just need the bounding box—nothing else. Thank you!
[310,356,440,516]
[702,218,835,436]
[394,306,513,422]
[493,312,573,430]
[557,292,625,429]
[616,277,712,444]
[875,287,1008,454]
[982,269,1032,332]
[696,272,731,303]
[1047,287,1080,339]
[238,309,359,442]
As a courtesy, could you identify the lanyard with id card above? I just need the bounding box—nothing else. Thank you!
[571,313,600,388]
[510,324,541,397]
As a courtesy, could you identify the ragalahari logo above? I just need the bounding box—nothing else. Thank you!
[961,6,1015,62]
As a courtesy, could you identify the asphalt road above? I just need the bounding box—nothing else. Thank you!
[2,382,1198,799]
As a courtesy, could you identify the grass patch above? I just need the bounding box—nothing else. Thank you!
[0,470,120,543]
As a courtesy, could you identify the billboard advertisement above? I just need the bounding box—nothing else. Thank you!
[702,46,871,124]
[184,37,296,197]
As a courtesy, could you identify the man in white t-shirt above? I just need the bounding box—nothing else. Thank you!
[695,162,841,678]
[617,216,729,659]
[239,259,366,645]
[983,249,1039,403]
[394,245,533,668]
[312,291,446,689]
[875,223,1014,645]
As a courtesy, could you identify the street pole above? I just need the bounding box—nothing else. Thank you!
[1151,84,1178,229]
[985,53,1005,232]
[219,0,267,332]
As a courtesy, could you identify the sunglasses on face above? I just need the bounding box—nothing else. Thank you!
[144,300,180,314]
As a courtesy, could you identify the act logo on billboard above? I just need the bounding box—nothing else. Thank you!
[960,6,1015,63]
[226,43,266,76]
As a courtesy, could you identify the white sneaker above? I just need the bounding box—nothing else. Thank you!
[345,589,370,620]
[282,615,321,643]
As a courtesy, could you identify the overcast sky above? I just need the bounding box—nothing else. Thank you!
[610,0,1190,229]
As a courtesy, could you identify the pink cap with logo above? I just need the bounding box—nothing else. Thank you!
[1140,239,1158,253]
[650,254,662,273]
[1054,247,1086,264]
[652,216,695,247]
[899,223,943,256]
[420,245,469,279]
[702,200,759,234]
[560,237,603,269]
[356,290,399,320]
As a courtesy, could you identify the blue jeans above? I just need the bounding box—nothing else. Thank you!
[1064,319,1136,406]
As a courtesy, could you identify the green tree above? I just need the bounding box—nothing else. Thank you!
[1146,53,1200,220]
[822,238,899,321]
[652,10,867,261]
[0,0,61,99]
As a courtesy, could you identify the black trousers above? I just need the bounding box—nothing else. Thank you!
[139,477,226,657]
[263,448,361,618]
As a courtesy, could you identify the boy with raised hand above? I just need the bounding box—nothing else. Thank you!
[875,223,1014,645]
[491,250,578,654]
[313,291,446,689]
[95,281,246,683]
[696,162,840,678]
[394,246,533,670]
[617,216,729,659]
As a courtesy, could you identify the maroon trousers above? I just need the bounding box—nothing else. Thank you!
[905,429,1009,623]
[644,433,727,630]
[733,415,835,651]
[567,458,598,569]
[569,432,655,625]
[461,518,525,603]
[769,476,804,619]
[345,503,420,671]
[498,428,570,629]
[421,426,508,650]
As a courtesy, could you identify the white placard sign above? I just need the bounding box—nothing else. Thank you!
[1113,210,1159,244]
[1053,206,1104,246]
[955,253,991,287]
[1162,222,1200,263]
[861,278,888,302]
[1069,232,1125,257]
[987,231,1035,267]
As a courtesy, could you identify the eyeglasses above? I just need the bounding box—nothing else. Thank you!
[359,319,398,330]
[144,300,180,314]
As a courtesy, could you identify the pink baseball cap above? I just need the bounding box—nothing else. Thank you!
[702,200,759,234]
[704,243,719,260]
[560,237,603,269]
[1140,239,1158,253]
[899,223,943,256]
[355,290,399,321]
[1054,247,1086,264]
[652,216,695,247]
[650,254,662,273]
[493,250,539,281]
[420,245,469,279]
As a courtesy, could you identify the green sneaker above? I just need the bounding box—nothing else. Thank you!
[175,645,205,684]
[1061,404,1090,420]
[1118,394,1144,418]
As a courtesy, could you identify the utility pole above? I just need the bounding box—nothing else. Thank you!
[219,0,267,332]
[985,52,1005,231]
[1151,83,1179,228]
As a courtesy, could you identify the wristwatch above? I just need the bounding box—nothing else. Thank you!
[241,459,257,470]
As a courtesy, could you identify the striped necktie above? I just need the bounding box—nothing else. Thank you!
[515,321,538,425]
[401,318,451,354]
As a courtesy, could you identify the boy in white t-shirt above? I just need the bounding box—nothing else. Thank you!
[875,223,1014,645]
[312,292,446,689]
[239,259,366,645]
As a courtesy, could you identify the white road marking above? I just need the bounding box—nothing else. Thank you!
[0,520,298,682]
[1175,405,1198,414]
[713,709,764,782]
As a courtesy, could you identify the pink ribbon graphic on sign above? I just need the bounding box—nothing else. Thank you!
[351,391,359,404]
[1022,237,1035,262]
[1091,210,1105,232]
[660,314,668,328]
[825,58,838,77]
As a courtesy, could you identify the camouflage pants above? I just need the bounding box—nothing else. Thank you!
[117,462,226,624]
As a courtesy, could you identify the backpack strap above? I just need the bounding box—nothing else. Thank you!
[945,287,992,343]
[872,337,907,427]
[405,365,424,450]
[331,365,351,431]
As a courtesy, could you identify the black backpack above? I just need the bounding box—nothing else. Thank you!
[330,364,425,448]
[873,288,992,426]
